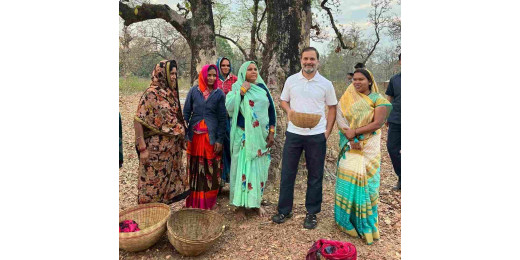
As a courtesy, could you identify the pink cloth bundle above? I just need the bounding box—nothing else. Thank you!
[119,220,140,233]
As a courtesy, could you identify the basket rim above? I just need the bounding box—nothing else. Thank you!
[291,111,321,116]
[119,203,171,239]
[167,208,225,243]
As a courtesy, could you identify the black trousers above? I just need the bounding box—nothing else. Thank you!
[387,123,401,180]
[277,131,327,215]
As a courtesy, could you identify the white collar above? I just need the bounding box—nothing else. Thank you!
[298,70,320,81]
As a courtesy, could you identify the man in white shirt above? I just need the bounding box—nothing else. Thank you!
[271,47,337,229]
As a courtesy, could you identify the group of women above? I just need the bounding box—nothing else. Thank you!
[133,58,275,217]
[131,57,391,245]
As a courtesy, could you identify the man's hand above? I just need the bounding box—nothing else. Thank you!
[287,109,295,122]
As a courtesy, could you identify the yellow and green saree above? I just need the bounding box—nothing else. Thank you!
[335,71,392,245]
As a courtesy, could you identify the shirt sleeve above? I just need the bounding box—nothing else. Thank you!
[280,78,290,102]
[325,82,338,106]
[183,87,193,123]
[385,77,394,97]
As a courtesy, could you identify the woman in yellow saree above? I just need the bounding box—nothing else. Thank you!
[335,69,392,245]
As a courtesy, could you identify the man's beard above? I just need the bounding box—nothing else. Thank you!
[303,65,316,74]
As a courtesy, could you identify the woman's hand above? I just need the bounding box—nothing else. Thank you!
[349,141,361,150]
[214,142,223,153]
[340,127,349,136]
[139,149,149,163]
[345,128,357,140]
[240,82,251,96]
[266,132,275,148]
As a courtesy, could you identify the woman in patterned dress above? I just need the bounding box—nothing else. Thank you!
[134,59,189,205]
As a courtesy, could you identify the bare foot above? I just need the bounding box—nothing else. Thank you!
[234,207,247,221]
[257,206,266,217]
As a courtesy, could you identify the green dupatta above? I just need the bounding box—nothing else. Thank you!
[225,61,276,160]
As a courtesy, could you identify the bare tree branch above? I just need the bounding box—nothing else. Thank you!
[310,23,328,42]
[176,3,190,18]
[363,0,392,64]
[215,34,248,59]
[119,2,189,37]
[218,14,223,35]
[320,0,354,50]
[249,0,260,60]
[256,5,266,48]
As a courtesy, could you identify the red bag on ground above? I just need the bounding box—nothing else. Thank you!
[306,239,357,260]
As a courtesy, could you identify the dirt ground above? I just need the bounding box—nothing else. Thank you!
[119,92,401,260]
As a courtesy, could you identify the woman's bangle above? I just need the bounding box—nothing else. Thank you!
[136,136,143,140]
[240,87,247,93]
[269,128,275,133]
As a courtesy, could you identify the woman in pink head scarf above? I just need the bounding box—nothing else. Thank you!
[183,64,228,209]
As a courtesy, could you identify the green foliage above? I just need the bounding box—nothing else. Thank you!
[320,43,399,98]
[134,53,164,78]
[119,76,150,94]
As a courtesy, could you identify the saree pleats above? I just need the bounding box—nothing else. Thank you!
[335,131,381,245]
[185,132,221,209]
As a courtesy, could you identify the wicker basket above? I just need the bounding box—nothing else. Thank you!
[119,203,171,252]
[167,208,225,256]
[290,111,321,129]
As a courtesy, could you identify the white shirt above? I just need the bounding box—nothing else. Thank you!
[281,70,337,135]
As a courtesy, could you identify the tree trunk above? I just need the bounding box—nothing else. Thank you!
[119,0,217,83]
[261,0,311,183]
[249,0,260,61]
[186,1,217,84]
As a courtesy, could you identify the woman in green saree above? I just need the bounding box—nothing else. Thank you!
[225,61,276,217]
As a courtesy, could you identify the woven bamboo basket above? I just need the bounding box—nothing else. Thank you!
[167,208,225,256]
[119,203,171,252]
[290,111,321,129]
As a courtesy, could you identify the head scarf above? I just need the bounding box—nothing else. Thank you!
[339,69,391,130]
[337,69,391,156]
[134,59,185,136]
[227,61,275,160]
[198,64,219,93]
[216,57,232,81]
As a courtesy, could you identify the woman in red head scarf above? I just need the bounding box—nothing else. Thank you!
[183,64,228,209]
